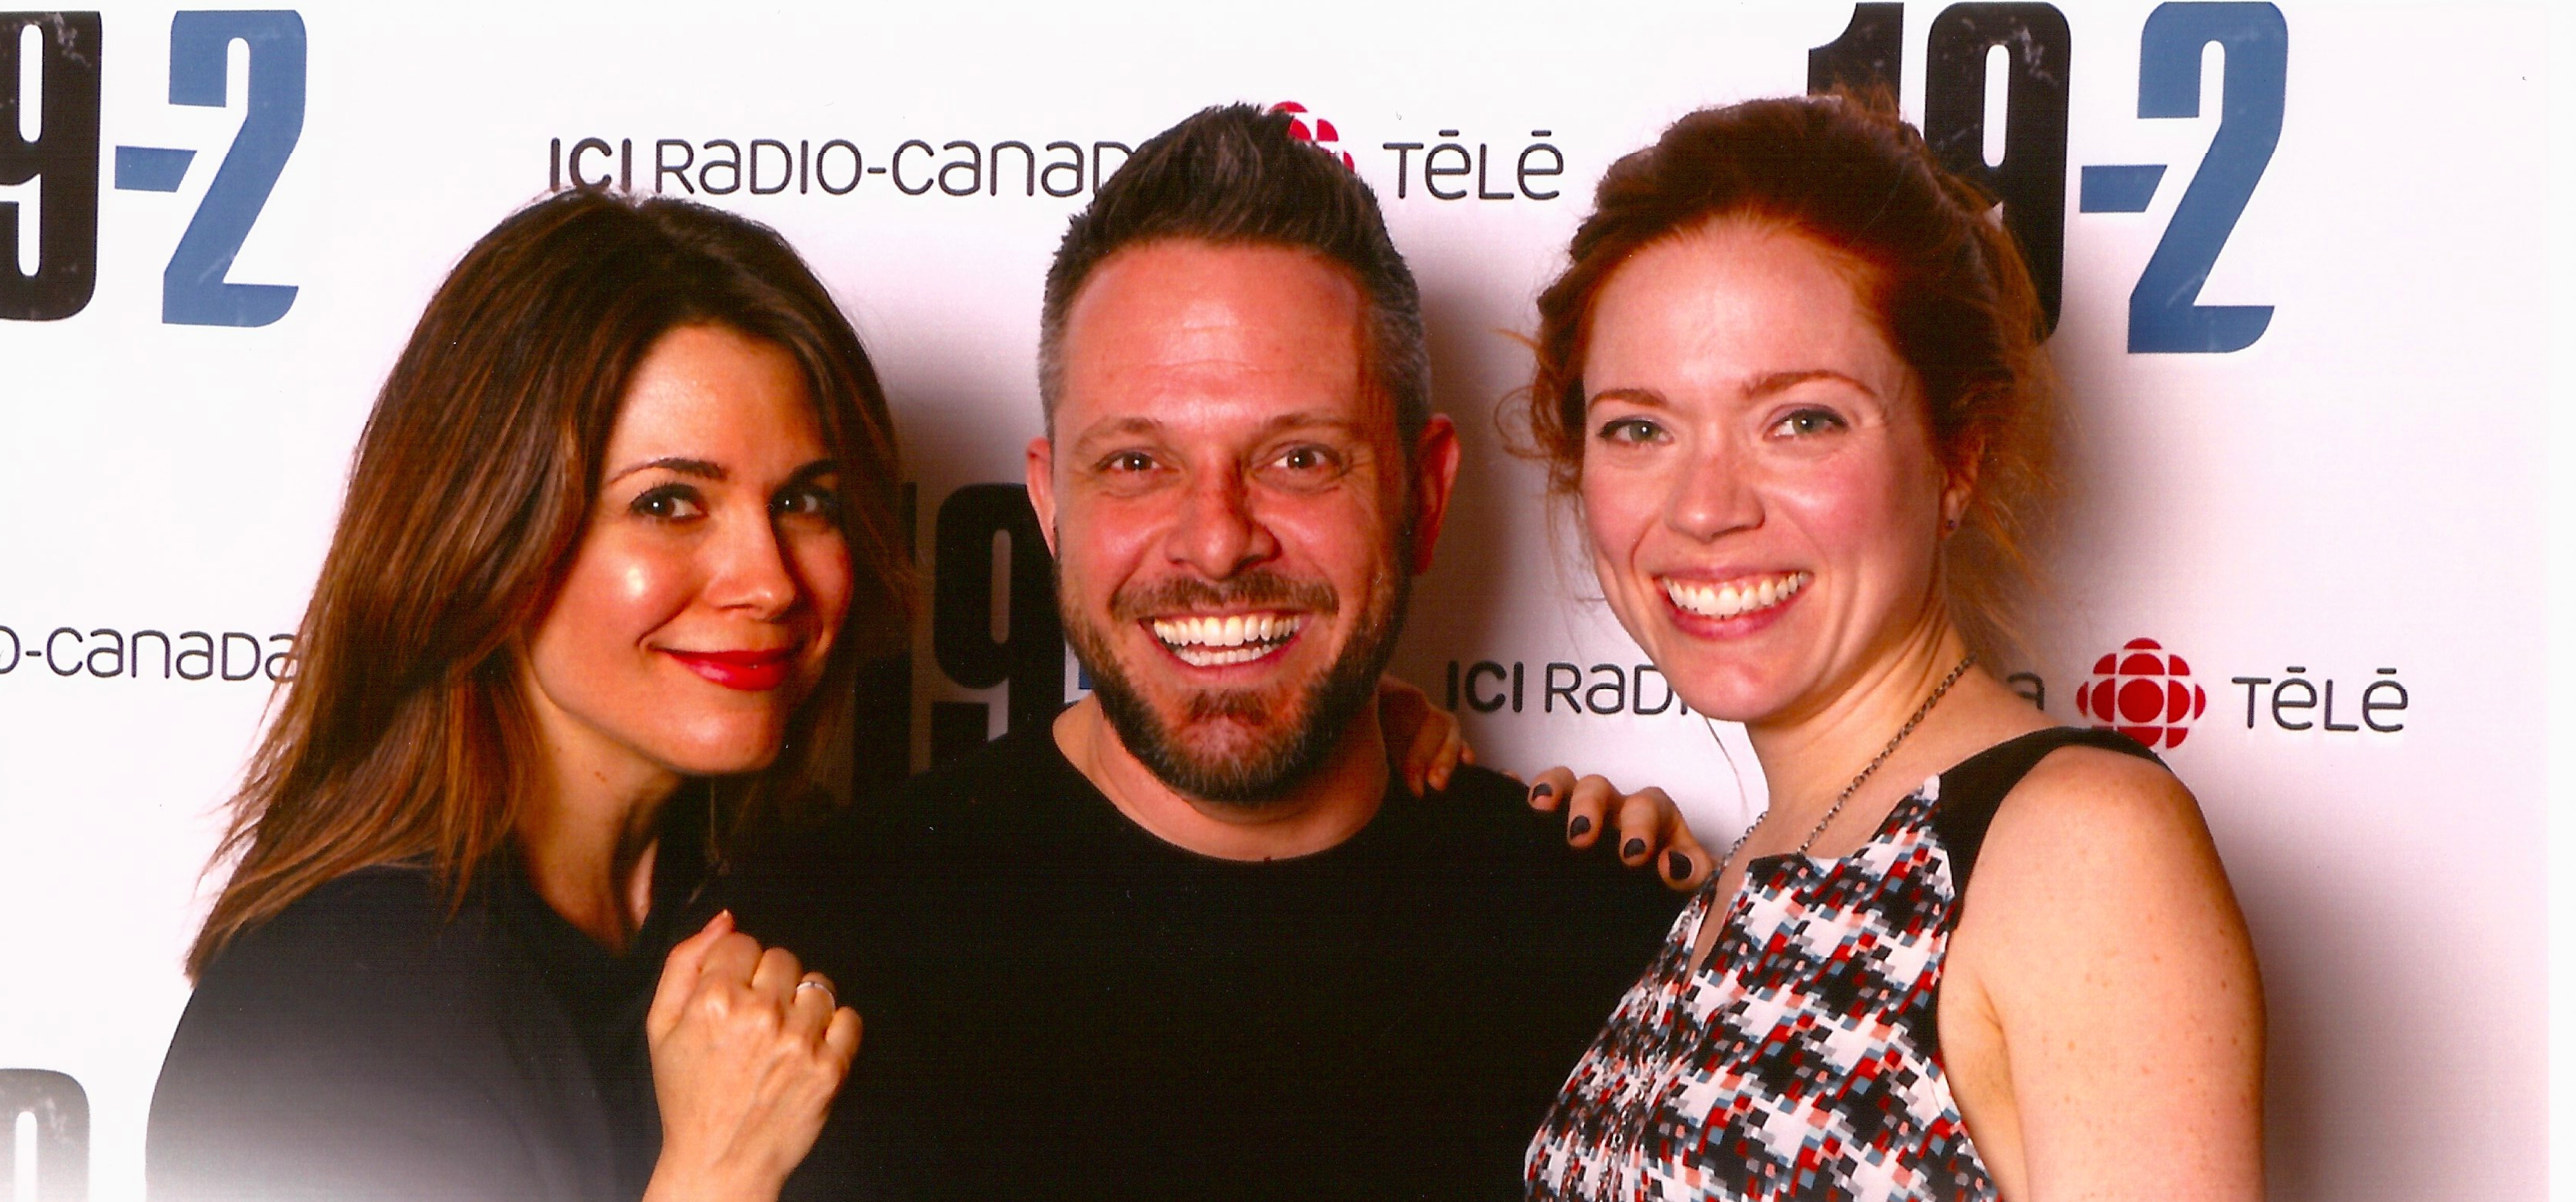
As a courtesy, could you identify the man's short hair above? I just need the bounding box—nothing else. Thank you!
[1039,103,1430,454]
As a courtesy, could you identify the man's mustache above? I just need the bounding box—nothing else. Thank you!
[1109,571,1339,623]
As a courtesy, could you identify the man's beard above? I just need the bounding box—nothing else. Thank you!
[1065,562,1408,807]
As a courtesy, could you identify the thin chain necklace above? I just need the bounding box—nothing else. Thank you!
[1711,651,1979,877]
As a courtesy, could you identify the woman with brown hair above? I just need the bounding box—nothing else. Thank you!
[1517,97,2263,1200]
[146,187,904,1202]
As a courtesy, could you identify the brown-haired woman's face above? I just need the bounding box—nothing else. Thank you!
[1577,221,1961,725]
[523,323,852,784]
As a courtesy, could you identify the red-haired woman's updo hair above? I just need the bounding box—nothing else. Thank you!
[1523,94,2057,661]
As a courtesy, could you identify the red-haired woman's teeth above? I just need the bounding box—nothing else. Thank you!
[1662,572,1808,619]
[1149,613,1304,666]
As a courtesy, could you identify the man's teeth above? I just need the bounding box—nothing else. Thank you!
[1149,613,1304,666]
[1662,572,1809,619]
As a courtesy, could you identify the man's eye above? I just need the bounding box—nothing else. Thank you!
[1594,417,1666,445]
[1100,451,1158,473]
[1769,408,1847,438]
[1272,445,1339,472]
[630,484,705,521]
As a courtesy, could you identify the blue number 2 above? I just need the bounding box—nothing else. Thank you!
[2129,2,2284,354]
[164,11,304,327]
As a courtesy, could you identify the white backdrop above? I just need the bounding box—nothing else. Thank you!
[0,3,2555,1199]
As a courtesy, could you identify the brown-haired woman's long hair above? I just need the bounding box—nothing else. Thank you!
[1520,94,2056,661]
[187,189,906,977]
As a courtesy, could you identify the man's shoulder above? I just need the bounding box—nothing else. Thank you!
[884,723,1084,836]
[726,725,1085,944]
[772,723,1083,864]
[1412,764,1599,859]
[1397,764,1685,920]
[860,722,1123,856]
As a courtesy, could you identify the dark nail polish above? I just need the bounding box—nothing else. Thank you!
[1623,837,1647,859]
[1667,850,1692,879]
[1530,782,1553,801]
[1568,815,1591,839]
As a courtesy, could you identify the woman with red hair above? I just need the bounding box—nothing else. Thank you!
[1519,96,2264,1201]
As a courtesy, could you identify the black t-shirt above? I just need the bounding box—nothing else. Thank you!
[728,725,1683,1202]
[148,822,711,1202]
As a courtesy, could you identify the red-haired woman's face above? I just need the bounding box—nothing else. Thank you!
[1577,221,1961,727]
[523,323,852,789]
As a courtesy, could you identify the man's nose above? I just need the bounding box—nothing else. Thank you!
[1163,468,1278,577]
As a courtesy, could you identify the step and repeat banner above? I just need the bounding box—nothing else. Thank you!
[0,2,2552,1199]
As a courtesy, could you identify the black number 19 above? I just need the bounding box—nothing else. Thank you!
[0,11,101,322]
[1809,3,2072,336]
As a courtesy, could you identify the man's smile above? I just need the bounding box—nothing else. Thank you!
[1145,611,1308,668]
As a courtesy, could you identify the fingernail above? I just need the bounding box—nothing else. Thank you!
[1623,837,1647,859]
[1568,815,1592,839]
[1529,782,1553,801]
[1667,850,1692,879]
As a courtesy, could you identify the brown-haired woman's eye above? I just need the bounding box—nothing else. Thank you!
[630,484,705,521]
[774,484,843,524]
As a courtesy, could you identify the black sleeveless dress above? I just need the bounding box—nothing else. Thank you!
[1527,727,2160,1202]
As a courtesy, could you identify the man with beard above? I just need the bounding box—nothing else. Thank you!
[733,104,1691,1202]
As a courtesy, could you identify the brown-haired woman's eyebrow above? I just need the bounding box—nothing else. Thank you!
[785,460,840,486]
[607,457,726,484]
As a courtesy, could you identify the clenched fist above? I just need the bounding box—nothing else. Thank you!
[640,910,861,1202]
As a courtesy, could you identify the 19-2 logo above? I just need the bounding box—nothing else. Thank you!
[2,10,305,326]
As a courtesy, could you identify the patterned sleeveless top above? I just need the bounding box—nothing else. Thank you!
[1526,728,2158,1202]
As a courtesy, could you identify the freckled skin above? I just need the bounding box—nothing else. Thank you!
[1571,219,2264,1201]
[522,323,854,794]
[1577,220,1960,732]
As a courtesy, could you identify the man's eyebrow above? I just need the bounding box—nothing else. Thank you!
[1250,410,1366,438]
[1074,416,1163,443]
[607,456,726,485]
[1069,411,1369,451]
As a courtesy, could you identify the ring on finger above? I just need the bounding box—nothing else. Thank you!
[795,978,835,1005]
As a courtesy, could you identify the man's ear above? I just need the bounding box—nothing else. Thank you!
[1406,414,1462,574]
[1025,434,1061,557]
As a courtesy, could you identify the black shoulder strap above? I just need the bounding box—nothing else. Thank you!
[1928,727,2162,895]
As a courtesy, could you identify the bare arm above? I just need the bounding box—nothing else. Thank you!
[1943,749,2265,1202]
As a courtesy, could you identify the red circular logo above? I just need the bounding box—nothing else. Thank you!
[1272,101,1356,170]
[2074,637,2207,749]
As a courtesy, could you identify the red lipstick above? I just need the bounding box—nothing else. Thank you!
[665,647,798,691]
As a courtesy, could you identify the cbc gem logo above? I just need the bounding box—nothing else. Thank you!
[2075,637,2208,749]
[1272,101,1356,170]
